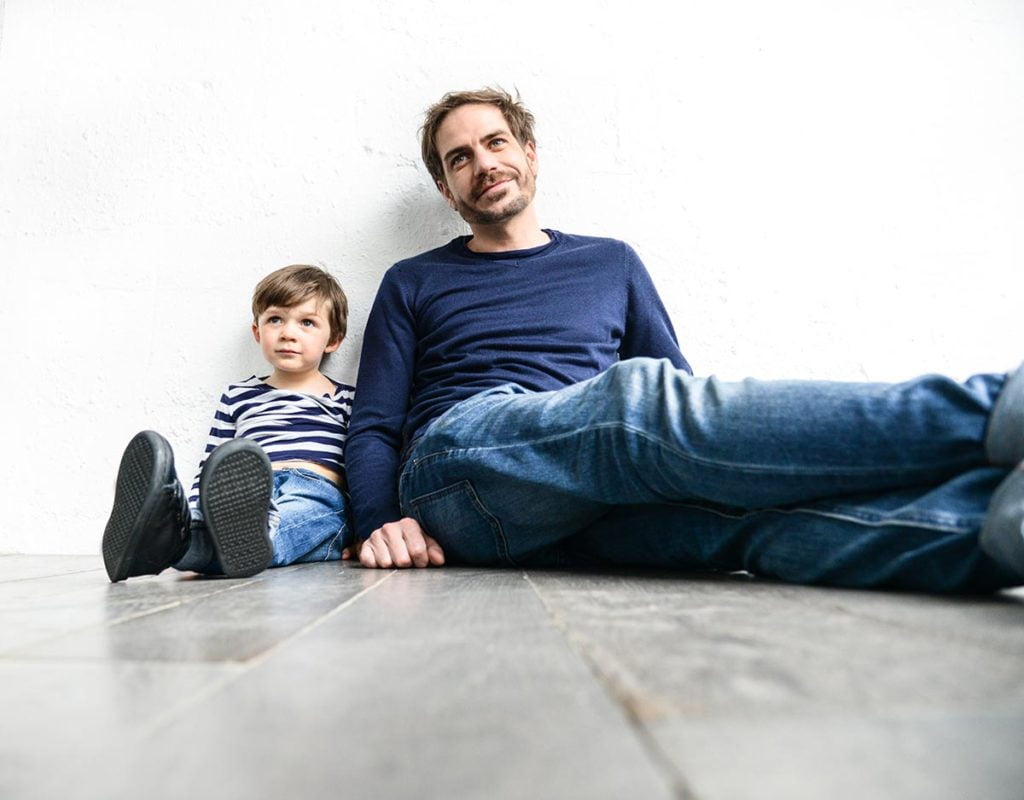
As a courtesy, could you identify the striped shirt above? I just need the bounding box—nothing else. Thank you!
[189,375,356,505]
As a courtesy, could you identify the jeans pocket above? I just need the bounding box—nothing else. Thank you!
[409,480,515,566]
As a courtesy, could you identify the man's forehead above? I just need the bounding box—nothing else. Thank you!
[437,104,511,145]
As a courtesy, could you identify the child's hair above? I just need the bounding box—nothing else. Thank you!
[252,264,348,344]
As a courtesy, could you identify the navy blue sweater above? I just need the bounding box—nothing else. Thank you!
[346,230,691,539]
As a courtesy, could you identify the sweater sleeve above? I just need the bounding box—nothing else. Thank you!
[188,387,238,507]
[345,268,418,540]
[620,244,693,374]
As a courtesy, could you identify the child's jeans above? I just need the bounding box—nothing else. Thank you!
[174,468,351,575]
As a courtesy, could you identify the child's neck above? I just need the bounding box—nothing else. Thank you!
[265,369,334,395]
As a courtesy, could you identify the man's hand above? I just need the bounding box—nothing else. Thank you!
[358,517,446,569]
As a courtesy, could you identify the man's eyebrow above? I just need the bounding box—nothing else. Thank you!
[441,129,511,164]
[441,143,470,164]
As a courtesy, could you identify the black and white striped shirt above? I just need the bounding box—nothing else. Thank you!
[189,375,355,505]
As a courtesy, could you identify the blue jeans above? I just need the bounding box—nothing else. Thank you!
[175,468,351,575]
[399,358,1023,593]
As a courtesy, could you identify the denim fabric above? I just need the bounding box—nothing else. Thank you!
[399,357,1020,592]
[175,468,350,575]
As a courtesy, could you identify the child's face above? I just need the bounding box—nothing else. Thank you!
[252,296,340,377]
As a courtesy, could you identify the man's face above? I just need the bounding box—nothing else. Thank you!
[434,103,538,226]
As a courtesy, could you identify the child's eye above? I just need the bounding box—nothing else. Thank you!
[300,319,315,327]
[267,315,282,324]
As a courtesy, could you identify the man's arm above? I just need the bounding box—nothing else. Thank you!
[344,268,445,568]
[620,244,693,372]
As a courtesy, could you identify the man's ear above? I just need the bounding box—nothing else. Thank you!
[525,140,539,176]
[437,179,457,209]
[324,335,343,355]
[252,322,261,343]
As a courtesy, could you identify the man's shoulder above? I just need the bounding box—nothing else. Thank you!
[552,231,633,253]
[380,232,637,286]
[390,237,467,272]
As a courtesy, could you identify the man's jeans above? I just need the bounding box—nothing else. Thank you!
[399,358,1023,593]
[175,468,351,575]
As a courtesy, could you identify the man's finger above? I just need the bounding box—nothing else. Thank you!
[359,537,378,568]
[404,525,430,567]
[424,534,446,566]
[379,522,415,568]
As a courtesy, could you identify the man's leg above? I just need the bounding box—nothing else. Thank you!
[530,469,1018,593]
[399,359,1023,581]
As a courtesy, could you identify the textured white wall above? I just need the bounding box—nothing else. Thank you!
[1,0,1021,554]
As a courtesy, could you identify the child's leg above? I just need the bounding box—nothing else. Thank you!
[102,431,191,582]
[198,439,273,577]
[171,515,224,575]
[267,470,351,566]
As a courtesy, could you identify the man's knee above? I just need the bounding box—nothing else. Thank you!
[600,357,681,402]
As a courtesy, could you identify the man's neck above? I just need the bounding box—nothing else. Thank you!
[465,208,549,253]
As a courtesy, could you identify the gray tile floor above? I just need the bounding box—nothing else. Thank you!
[1,555,1022,800]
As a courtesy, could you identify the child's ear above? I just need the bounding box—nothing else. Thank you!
[252,323,261,343]
[324,335,343,354]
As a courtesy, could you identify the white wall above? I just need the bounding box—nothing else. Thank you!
[1,0,1021,554]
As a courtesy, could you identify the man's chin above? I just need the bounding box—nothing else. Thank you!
[458,195,531,226]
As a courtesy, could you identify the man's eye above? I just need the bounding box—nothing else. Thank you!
[450,153,467,167]
[490,138,506,147]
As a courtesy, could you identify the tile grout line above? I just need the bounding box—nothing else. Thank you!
[521,570,699,800]
[825,602,1024,657]
[242,569,398,668]
[0,577,264,660]
[0,567,106,584]
[133,569,398,739]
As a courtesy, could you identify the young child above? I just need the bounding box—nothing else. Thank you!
[102,264,356,582]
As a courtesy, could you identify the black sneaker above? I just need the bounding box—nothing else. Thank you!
[980,464,1024,583]
[199,439,273,578]
[102,431,191,583]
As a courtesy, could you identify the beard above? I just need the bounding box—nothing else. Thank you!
[455,171,536,226]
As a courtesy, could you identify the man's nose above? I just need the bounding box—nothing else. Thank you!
[474,145,499,173]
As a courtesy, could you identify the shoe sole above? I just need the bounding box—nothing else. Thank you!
[101,431,174,583]
[200,441,273,579]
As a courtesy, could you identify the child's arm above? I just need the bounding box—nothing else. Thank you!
[188,383,242,506]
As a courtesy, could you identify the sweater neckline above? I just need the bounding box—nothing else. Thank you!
[452,229,559,261]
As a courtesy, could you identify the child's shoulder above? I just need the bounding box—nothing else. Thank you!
[220,376,270,395]
[219,375,270,397]
[325,377,356,403]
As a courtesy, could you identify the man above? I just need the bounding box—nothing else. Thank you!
[345,88,1024,592]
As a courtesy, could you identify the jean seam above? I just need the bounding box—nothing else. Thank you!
[409,480,517,566]
[408,421,979,479]
[317,532,342,561]
[274,509,343,536]
[661,499,976,534]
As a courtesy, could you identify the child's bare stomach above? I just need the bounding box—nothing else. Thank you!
[273,460,342,487]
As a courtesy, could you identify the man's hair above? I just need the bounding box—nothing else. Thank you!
[420,87,536,186]
[251,264,348,344]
